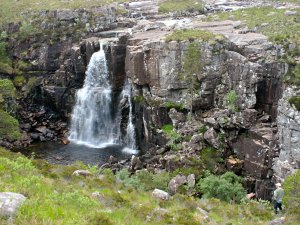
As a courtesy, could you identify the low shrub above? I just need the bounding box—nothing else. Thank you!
[197,171,246,203]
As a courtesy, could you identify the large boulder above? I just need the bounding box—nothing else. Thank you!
[152,189,170,200]
[0,192,26,218]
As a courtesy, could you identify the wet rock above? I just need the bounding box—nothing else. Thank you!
[152,189,170,200]
[0,192,26,218]
[35,126,47,134]
[109,155,118,164]
[61,138,70,145]
[130,155,143,171]
[72,170,92,177]
[168,174,187,195]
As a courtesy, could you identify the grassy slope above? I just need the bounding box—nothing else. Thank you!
[0,147,282,225]
[0,0,127,25]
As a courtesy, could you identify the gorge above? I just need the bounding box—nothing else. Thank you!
[0,0,300,208]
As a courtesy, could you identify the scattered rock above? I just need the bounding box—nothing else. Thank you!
[204,128,220,149]
[284,10,297,16]
[152,189,170,200]
[72,170,93,177]
[197,207,209,220]
[168,174,187,195]
[130,155,143,171]
[268,217,285,225]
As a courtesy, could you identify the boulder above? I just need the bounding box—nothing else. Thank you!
[152,189,170,200]
[204,128,220,149]
[130,155,143,171]
[0,192,26,218]
[187,174,196,189]
[168,174,187,195]
[168,108,185,128]
[72,170,92,177]
[268,217,285,225]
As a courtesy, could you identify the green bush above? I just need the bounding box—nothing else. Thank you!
[197,171,246,203]
[283,170,300,216]
[0,78,17,113]
[0,109,22,140]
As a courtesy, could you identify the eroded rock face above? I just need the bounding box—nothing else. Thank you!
[274,87,300,182]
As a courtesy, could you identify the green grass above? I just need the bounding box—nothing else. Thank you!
[206,7,300,44]
[158,0,204,13]
[0,109,22,140]
[0,0,128,25]
[0,147,299,224]
[206,7,300,86]
[165,29,223,42]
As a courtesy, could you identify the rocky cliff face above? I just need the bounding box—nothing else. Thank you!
[124,19,287,199]
[273,87,300,182]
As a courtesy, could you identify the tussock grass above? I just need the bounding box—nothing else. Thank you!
[165,29,223,42]
[159,0,204,13]
[206,7,300,44]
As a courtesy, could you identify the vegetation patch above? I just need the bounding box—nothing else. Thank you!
[283,170,300,222]
[0,109,22,140]
[0,148,299,224]
[289,95,300,111]
[0,32,12,74]
[197,171,246,203]
[226,89,238,111]
[159,0,204,14]
[165,29,222,42]
[162,124,183,150]
[164,101,185,111]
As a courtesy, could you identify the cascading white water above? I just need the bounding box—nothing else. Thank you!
[121,82,136,151]
[69,43,117,148]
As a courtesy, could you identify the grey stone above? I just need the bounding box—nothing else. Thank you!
[72,170,92,177]
[168,174,187,195]
[0,192,26,218]
[204,127,220,149]
[187,174,196,188]
[152,189,170,200]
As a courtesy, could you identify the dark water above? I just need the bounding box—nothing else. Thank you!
[19,142,138,165]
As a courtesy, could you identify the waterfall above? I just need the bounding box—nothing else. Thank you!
[121,81,137,152]
[69,43,117,148]
[69,41,138,152]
